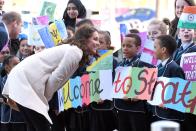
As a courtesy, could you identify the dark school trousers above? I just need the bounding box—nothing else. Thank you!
[17,104,52,131]
[48,109,65,131]
[118,110,149,131]
[1,123,27,131]
[183,113,196,131]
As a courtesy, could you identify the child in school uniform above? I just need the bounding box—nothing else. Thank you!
[114,33,154,131]
[89,30,118,131]
[147,19,167,42]
[145,19,168,66]
[176,28,196,131]
[16,34,34,61]
[144,19,171,129]
[152,35,185,130]
[65,26,100,131]
[0,55,27,131]
[173,28,196,65]
[98,31,114,50]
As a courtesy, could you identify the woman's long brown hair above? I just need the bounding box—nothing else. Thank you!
[62,26,98,67]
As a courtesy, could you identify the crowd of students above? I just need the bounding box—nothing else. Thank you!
[0,0,196,131]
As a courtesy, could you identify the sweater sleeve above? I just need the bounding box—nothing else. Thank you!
[45,46,83,101]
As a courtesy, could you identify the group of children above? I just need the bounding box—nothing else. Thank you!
[0,34,46,131]
[1,0,196,130]
[127,18,196,131]
[115,19,195,131]
[53,18,196,131]
[0,0,195,130]
[0,18,195,131]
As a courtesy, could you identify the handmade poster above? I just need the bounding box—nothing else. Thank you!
[40,1,56,21]
[138,32,147,52]
[180,52,196,81]
[55,20,68,40]
[140,39,160,65]
[63,66,196,115]
[99,70,113,100]
[28,24,45,46]
[63,70,113,109]
[149,77,196,115]
[57,88,64,112]
[49,23,62,45]
[21,21,29,35]
[115,0,156,31]
[63,81,72,110]
[86,50,113,71]
[113,67,157,100]
[33,16,49,25]
[38,26,55,48]
[32,17,39,25]
[120,23,128,43]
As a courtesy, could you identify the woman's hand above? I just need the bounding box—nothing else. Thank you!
[7,98,19,111]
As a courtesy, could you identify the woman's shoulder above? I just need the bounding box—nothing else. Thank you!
[62,44,83,55]
[44,44,81,53]
[58,44,83,61]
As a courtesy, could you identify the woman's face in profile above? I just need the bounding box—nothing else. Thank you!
[86,31,100,54]
[67,3,79,19]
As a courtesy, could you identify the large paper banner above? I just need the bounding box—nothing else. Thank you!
[113,67,157,100]
[63,81,72,110]
[87,50,113,71]
[63,70,113,109]
[55,20,68,40]
[57,88,64,113]
[49,23,62,45]
[38,26,55,48]
[32,16,49,25]
[40,1,56,21]
[149,77,196,115]
[180,52,196,81]
[28,24,45,46]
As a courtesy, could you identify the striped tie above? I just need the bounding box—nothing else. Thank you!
[158,63,164,76]
[174,46,183,61]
